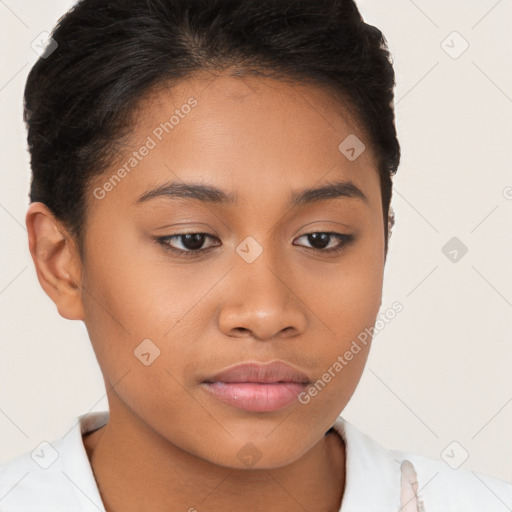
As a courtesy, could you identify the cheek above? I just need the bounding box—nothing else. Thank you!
[305,228,384,392]
[79,240,201,430]
[79,224,228,408]
[308,236,384,347]
[293,265,382,429]
[81,221,206,336]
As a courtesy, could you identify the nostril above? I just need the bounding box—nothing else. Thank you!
[233,327,251,335]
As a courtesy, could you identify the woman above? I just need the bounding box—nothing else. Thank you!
[1,0,511,510]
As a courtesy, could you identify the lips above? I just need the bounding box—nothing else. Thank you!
[201,361,311,413]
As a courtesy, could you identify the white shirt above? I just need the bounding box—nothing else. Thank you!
[0,411,511,511]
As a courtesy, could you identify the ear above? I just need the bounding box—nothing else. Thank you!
[25,202,85,321]
[387,206,395,240]
[384,206,395,264]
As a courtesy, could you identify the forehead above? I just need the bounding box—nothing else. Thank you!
[88,72,381,215]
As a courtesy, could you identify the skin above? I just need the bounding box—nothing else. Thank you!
[26,72,386,512]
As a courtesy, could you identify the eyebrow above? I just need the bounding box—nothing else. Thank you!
[135,179,368,206]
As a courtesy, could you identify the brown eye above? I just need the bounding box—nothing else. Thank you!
[156,233,220,257]
[293,232,354,253]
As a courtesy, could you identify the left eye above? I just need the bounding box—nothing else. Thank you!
[293,232,354,253]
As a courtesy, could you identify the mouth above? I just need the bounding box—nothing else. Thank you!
[201,361,311,413]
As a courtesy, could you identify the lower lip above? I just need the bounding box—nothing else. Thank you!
[203,382,307,412]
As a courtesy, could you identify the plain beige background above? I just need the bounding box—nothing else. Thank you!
[1,0,511,484]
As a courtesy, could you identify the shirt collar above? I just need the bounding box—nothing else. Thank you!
[58,410,109,511]
[332,416,401,511]
[63,412,401,511]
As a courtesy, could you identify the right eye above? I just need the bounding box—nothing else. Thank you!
[155,233,221,257]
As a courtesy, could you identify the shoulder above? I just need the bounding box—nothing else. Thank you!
[395,449,512,512]
[333,416,512,512]
[0,412,107,511]
[0,437,79,510]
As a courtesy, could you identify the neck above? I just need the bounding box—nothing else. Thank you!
[83,397,346,512]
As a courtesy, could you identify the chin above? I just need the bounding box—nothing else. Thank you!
[196,433,315,471]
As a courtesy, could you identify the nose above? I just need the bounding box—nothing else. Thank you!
[217,242,308,341]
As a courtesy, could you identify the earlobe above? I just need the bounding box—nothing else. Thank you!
[25,202,85,321]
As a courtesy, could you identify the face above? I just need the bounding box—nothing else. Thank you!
[41,72,385,469]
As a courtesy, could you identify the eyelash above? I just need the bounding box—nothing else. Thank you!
[154,232,355,258]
